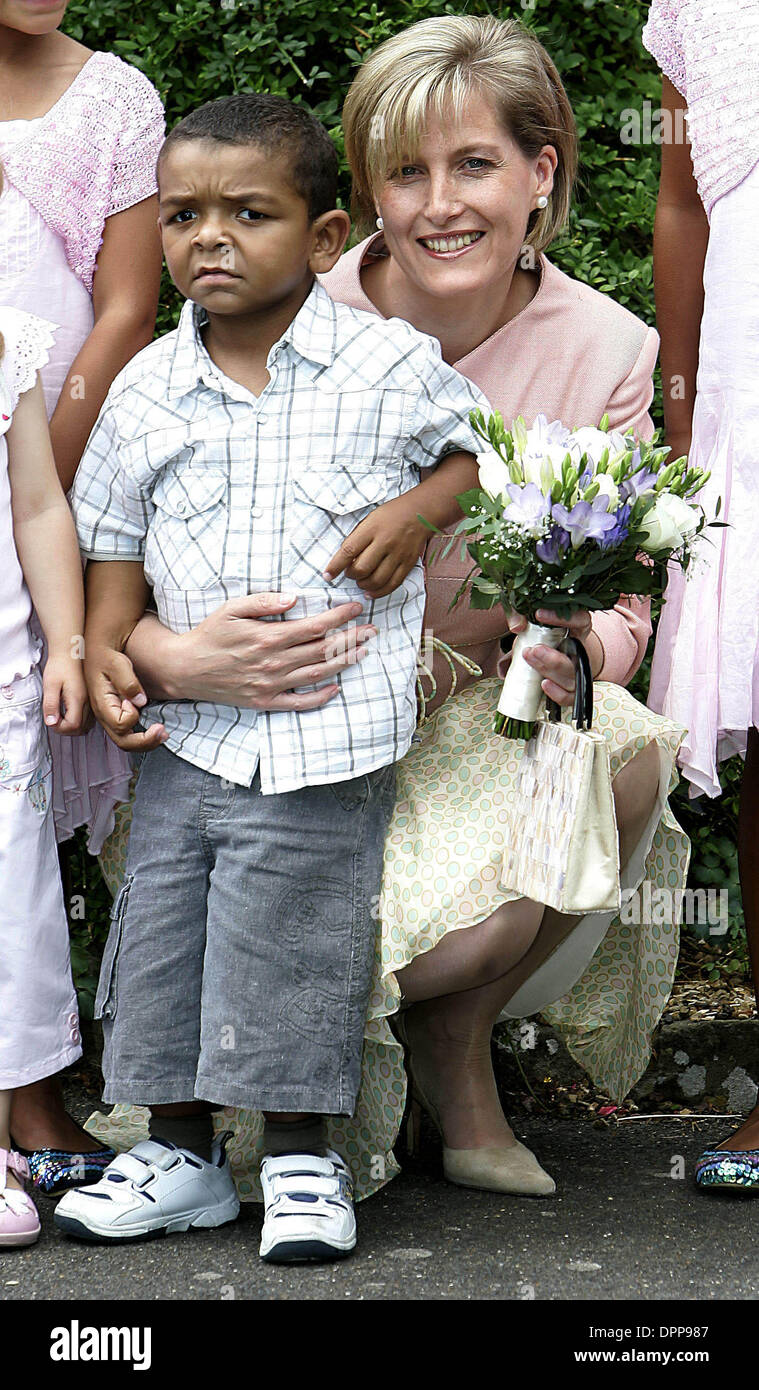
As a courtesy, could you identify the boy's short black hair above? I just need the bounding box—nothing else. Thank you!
[159,93,339,221]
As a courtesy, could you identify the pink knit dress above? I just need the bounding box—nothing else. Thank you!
[0,52,165,850]
[645,0,759,797]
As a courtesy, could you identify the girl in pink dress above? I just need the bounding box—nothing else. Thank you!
[0,304,88,1246]
[0,0,164,1185]
[644,0,759,1182]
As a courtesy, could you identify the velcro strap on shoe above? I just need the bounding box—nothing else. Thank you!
[262,1153,344,1180]
[269,1174,343,1200]
[6,1150,30,1182]
[130,1140,182,1171]
[104,1152,155,1184]
[268,1192,349,1220]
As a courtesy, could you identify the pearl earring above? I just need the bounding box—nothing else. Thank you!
[376,215,384,230]
[536,195,548,210]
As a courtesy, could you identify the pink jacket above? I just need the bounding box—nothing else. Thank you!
[0,51,165,293]
[321,238,659,709]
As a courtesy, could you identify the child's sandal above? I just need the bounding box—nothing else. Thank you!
[0,1148,41,1248]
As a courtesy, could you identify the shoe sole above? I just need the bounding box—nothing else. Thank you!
[260,1236,356,1264]
[695,1181,759,1196]
[445,1171,556,1197]
[54,1196,240,1244]
[0,1228,41,1248]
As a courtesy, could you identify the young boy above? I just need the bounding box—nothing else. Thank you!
[55,94,487,1262]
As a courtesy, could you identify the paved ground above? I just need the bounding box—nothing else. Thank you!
[4,1099,759,1302]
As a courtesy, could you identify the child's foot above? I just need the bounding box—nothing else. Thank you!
[259,1150,355,1263]
[0,1150,41,1248]
[53,1136,239,1242]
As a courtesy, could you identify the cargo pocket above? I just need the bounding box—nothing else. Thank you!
[94,872,134,1021]
[328,773,371,813]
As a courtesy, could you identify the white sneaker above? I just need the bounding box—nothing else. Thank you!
[53,1136,240,1242]
[259,1150,355,1263]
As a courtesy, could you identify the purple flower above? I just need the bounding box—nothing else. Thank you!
[598,502,632,549]
[620,462,658,503]
[503,482,551,536]
[551,497,618,549]
[536,525,571,565]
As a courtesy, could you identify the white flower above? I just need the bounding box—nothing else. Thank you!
[477,447,511,499]
[591,473,620,511]
[569,426,628,467]
[639,494,699,550]
[521,442,569,489]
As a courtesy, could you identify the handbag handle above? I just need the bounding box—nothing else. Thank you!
[545,635,594,730]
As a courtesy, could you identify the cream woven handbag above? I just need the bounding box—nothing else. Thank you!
[499,638,621,915]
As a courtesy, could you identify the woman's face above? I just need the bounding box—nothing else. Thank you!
[0,0,68,34]
[375,89,557,302]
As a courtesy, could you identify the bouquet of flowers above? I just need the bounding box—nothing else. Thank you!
[435,411,719,740]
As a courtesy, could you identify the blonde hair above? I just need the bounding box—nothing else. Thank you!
[343,14,577,252]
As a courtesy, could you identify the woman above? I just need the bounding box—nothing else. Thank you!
[88,16,688,1202]
[644,0,759,1188]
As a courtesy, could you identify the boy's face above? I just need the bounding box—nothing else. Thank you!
[158,139,347,317]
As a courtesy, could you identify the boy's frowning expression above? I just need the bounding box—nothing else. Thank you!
[158,139,345,318]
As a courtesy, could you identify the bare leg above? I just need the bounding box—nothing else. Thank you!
[395,743,662,1151]
[710,726,759,1149]
[11,1075,107,1154]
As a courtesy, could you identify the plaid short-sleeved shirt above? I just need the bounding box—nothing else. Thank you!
[72,279,489,793]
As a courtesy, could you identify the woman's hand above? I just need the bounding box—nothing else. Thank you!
[121,593,377,730]
[506,607,594,707]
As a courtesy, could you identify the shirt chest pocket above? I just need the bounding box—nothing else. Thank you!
[289,467,397,572]
[146,468,229,592]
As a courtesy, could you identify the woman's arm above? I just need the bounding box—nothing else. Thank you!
[7,376,88,732]
[122,596,377,720]
[50,197,162,491]
[653,75,710,459]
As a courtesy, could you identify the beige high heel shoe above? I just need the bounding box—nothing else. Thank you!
[393,1013,556,1197]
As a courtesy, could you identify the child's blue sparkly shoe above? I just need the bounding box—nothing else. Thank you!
[695,1147,759,1192]
[15,1144,117,1195]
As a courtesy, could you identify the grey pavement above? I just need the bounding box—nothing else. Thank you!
[4,1105,759,1302]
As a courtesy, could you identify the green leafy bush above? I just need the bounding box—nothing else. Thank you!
[60,0,745,987]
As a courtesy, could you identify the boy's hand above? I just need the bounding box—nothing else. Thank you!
[42,654,90,736]
[324,495,427,599]
[85,645,168,752]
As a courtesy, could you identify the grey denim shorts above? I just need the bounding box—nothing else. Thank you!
[96,745,396,1115]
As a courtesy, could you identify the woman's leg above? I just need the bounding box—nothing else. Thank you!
[395,743,662,1151]
[708,726,759,1149]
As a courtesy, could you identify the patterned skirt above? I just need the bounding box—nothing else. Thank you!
[89,678,689,1202]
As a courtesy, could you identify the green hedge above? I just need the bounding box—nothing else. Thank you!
[61,0,744,1003]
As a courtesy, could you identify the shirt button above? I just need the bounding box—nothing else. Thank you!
[251,506,264,519]
[175,501,187,515]
[68,1012,78,1026]
[71,1028,81,1045]
[258,414,268,426]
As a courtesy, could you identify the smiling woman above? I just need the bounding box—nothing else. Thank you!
[88,15,690,1213]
